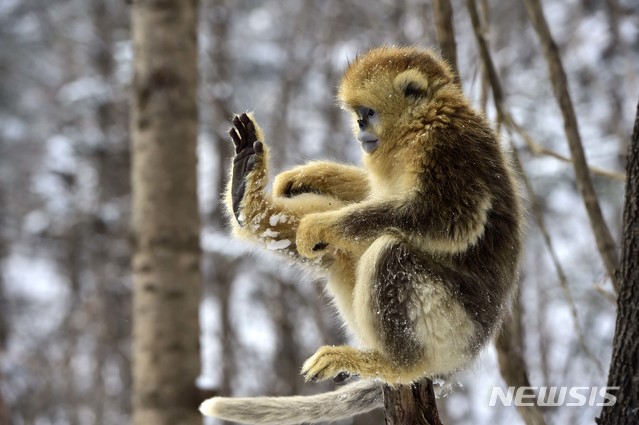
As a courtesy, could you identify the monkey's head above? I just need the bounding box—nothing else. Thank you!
[338,46,458,157]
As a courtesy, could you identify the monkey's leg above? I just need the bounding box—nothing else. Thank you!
[302,235,477,384]
[273,161,370,203]
[225,113,346,264]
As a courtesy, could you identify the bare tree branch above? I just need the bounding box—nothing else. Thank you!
[432,0,460,86]
[523,0,620,291]
[467,0,605,412]
[495,287,548,425]
[477,0,490,112]
[466,0,505,112]
[508,120,625,181]
[507,130,606,374]
[467,0,624,183]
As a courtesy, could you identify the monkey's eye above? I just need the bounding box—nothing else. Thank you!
[367,108,376,117]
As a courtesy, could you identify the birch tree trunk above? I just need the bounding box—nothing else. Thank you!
[131,1,201,424]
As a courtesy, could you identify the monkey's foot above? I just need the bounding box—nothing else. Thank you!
[302,346,354,383]
[301,345,382,383]
[302,346,414,384]
[229,113,264,223]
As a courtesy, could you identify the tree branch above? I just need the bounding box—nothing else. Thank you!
[523,0,620,291]
[508,131,606,373]
[495,287,548,425]
[467,0,624,183]
[383,380,442,425]
[508,119,625,181]
[432,0,460,86]
[467,2,608,419]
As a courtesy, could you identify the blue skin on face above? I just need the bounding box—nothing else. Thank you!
[356,107,380,153]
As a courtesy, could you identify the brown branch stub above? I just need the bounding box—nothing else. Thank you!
[383,379,442,425]
[523,0,620,291]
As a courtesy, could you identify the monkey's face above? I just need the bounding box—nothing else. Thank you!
[354,106,381,154]
[338,47,454,158]
[341,71,433,157]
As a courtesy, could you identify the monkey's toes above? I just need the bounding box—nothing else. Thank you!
[301,346,355,383]
[312,242,328,252]
[332,372,351,383]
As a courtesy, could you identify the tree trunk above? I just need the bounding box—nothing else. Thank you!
[597,100,639,425]
[383,380,442,425]
[131,0,201,424]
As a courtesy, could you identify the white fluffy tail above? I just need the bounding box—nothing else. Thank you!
[199,379,383,424]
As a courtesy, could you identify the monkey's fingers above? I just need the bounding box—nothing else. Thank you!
[230,114,260,153]
[239,112,252,127]
[234,114,249,141]
[232,115,244,137]
[229,128,243,153]
[239,114,258,145]
[232,116,249,148]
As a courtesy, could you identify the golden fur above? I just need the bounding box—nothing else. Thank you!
[201,46,524,424]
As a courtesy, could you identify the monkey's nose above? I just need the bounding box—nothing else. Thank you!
[357,119,365,129]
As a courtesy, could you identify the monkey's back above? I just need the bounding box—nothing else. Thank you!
[414,108,524,352]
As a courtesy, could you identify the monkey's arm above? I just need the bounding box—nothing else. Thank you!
[273,161,370,203]
[296,172,492,258]
[224,113,345,264]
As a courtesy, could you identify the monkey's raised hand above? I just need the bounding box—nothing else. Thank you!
[229,113,264,224]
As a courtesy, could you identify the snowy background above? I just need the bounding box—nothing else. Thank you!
[0,0,637,424]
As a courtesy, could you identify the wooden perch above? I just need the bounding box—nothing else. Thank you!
[384,379,442,425]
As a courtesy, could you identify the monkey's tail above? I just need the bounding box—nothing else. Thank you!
[199,379,383,425]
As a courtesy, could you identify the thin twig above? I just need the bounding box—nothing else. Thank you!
[594,281,618,304]
[507,118,625,181]
[523,0,619,291]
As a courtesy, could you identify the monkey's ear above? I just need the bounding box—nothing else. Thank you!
[394,70,429,99]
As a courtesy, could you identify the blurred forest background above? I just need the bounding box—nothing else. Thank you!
[0,0,638,424]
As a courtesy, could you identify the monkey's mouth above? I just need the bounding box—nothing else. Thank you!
[360,139,379,154]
